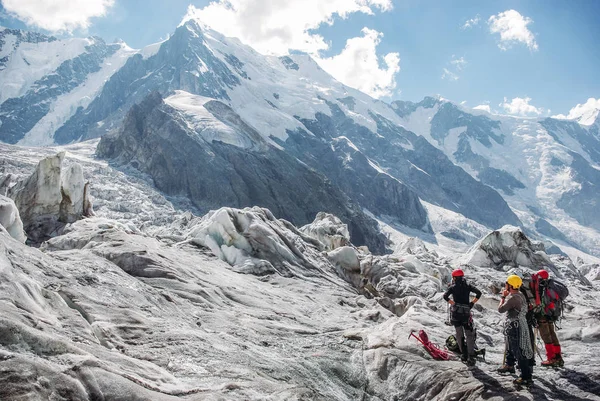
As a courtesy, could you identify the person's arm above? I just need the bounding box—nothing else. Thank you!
[469,284,482,307]
[498,293,519,313]
[443,286,455,305]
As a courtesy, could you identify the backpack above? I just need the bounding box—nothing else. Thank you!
[541,279,569,321]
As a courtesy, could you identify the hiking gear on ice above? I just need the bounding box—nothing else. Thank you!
[409,330,451,361]
[450,304,472,326]
[507,275,523,289]
[536,269,549,280]
[446,334,486,362]
[513,377,533,387]
[542,345,564,367]
[541,343,555,366]
[554,346,564,367]
[446,334,459,352]
[497,365,516,374]
[466,357,476,366]
[452,269,464,277]
[531,273,568,321]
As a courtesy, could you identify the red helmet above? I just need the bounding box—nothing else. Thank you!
[536,269,549,280]
[452,269,464,277]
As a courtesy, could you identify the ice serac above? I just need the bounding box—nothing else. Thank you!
[7,152,93,242]
[183,206,351,279]
[463,225,553,269]
[97,92,388,254]
[0,195,26,242]
[300,212,351,251]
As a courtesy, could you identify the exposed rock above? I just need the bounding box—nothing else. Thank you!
[7,152,93,243]
[96,92,388,254]
[463,225,552,269]
[0,195,26,242]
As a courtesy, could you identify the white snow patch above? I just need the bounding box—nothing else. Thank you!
[18,44,137,146]
[0,37,92,104]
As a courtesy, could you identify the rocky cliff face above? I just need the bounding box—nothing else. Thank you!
[97,92,388,254]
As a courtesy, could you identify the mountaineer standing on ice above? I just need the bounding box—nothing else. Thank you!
[443,269,481,366]
[497,275,534,386]
[528,269,568,367]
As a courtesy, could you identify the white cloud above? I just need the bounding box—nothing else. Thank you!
[181,0,397,98]
[1,0,114,32]
[450,55,467,71]
[460,100,467,105]
[473,104,491,113]
[462,15,480,29]
[182,0,392,55]
[500,97,543,116]
[441,55,465,81]
[488,10,538,51]
[315,28,400,98]
[553,98,600,125]
[441,68,459,81]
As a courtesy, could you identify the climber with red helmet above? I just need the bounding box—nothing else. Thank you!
[529,268,565,367]
[443,268,482,366]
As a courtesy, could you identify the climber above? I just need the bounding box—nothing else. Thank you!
[443,268,481,366]
[497,275,534,387]
[529,269,567,367]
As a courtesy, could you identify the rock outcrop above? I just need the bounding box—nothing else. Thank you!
[97,92,388,254]
[7,152,93,243]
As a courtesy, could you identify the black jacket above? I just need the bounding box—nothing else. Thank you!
[443,280,482,305]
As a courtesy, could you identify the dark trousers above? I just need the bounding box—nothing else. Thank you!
[506,324,532,380]
[455,324,476,358]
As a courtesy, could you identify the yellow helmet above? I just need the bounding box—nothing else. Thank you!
[506,274,523,289]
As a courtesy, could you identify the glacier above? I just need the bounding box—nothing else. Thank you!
[0,19,599,401]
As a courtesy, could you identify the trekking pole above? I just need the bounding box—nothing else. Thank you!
[502,330,507,366]
[534,328,544,359]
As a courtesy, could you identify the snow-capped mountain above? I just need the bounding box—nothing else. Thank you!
[1,21,600,261]
[393,98,600,257]
[0,27,136,145]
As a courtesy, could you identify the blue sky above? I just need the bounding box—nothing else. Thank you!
[1,0,599,117]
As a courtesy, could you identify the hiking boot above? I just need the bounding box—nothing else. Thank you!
[541,358,555,367]
[513,377,533,387]
[554,354,564,367]
[497,365,516,374]
[467,357,476,366]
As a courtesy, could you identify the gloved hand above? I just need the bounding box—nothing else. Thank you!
[469,302,475,309]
